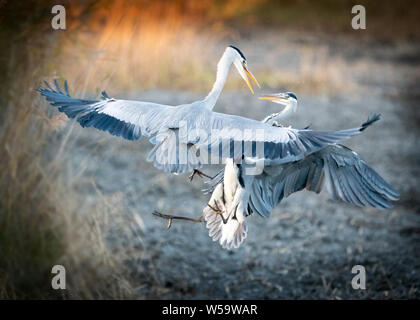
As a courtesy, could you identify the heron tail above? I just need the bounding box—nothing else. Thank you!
[203,183,247,250]
[203,206,248,250]
[360,113,381,131]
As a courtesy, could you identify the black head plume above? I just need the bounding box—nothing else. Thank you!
[287,92,298,100]
[229,45,246,60]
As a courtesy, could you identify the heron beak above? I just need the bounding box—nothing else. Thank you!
[243,66,260,94]
[258,94,288,103]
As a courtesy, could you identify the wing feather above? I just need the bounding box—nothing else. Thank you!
[245,144,399,216]
[39,81,174,141]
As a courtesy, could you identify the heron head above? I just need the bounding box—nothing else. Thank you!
[258,92,298,112]
[228,45,260,94]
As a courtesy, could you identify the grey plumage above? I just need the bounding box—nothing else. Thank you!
[202,98,398,250]
[207,144,399,220]
[38,80,374,175]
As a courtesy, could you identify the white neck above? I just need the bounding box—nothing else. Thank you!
[262,100,297,125]
[203,49,236,110]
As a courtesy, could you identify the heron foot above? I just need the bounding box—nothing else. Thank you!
[207,201,229,224]
[189,169,212,182]
[152,210,203,229]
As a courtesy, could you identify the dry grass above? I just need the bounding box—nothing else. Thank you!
[0,86,138,299]
[0,63,137,300]
[0,1,141,299]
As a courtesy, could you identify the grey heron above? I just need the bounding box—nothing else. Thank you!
[157,93,399,250]
[38,46,372,178]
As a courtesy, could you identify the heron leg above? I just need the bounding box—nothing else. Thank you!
[189,169,213,182]
[152,210,203,229]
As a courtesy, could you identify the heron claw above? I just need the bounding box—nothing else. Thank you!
[189,169,212,182]
[207,201,229,224]
[207,203,221,213]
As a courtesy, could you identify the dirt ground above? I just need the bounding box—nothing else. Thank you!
[63,31,420,299]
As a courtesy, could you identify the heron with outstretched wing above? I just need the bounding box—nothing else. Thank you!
[39,46,372,177]
[156,93,399,250]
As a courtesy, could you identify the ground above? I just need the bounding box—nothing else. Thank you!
[62,31,420,299]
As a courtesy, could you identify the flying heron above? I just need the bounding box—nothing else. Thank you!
[38,46,370,178]
[155,93,399,250]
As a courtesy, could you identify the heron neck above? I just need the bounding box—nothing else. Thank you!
[203,51,234,110]
[262,102,296,125]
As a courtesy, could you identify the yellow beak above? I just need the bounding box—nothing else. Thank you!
[258,94,288,102]
[243,67,260,94]
[258,96,277,101]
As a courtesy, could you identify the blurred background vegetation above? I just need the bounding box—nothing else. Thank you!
[0,0,419,299]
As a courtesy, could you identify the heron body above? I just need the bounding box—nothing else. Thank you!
[203,93,399,249]
[203,159,253,249]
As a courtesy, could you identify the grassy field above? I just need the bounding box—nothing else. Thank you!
[0,0,419,299]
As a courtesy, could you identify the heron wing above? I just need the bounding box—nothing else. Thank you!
[144,107,381,174]
[198,112,379,165]
[248,144,399,217]
[39,80,381,175]
[38,80,175,140]
[144,110,374,174]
